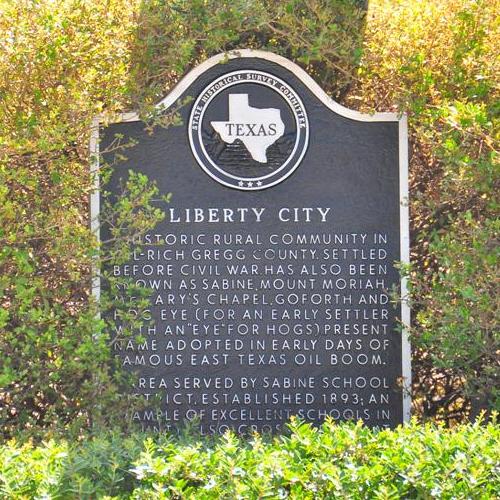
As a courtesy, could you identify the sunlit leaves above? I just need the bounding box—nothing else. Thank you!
[0,419,498,498]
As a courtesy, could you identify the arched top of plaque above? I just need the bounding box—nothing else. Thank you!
[116,49,403,124]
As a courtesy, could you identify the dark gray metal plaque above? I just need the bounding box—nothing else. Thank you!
[92,50,410,433]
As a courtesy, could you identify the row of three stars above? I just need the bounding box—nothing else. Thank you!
[237,180,263,187]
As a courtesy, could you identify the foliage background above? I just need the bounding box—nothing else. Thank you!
[0,0,498,438]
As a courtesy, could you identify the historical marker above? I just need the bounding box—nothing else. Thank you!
[92,50,410,433]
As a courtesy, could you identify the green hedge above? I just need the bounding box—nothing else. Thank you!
[1,419,498,499]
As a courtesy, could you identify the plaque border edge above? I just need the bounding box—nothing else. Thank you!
[89,49,412,425]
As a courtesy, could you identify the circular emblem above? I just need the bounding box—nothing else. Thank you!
[188,70,309,190]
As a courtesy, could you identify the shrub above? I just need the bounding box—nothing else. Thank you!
[355,0,499,421]
[0,419,499,499]
[0,0,161,437]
